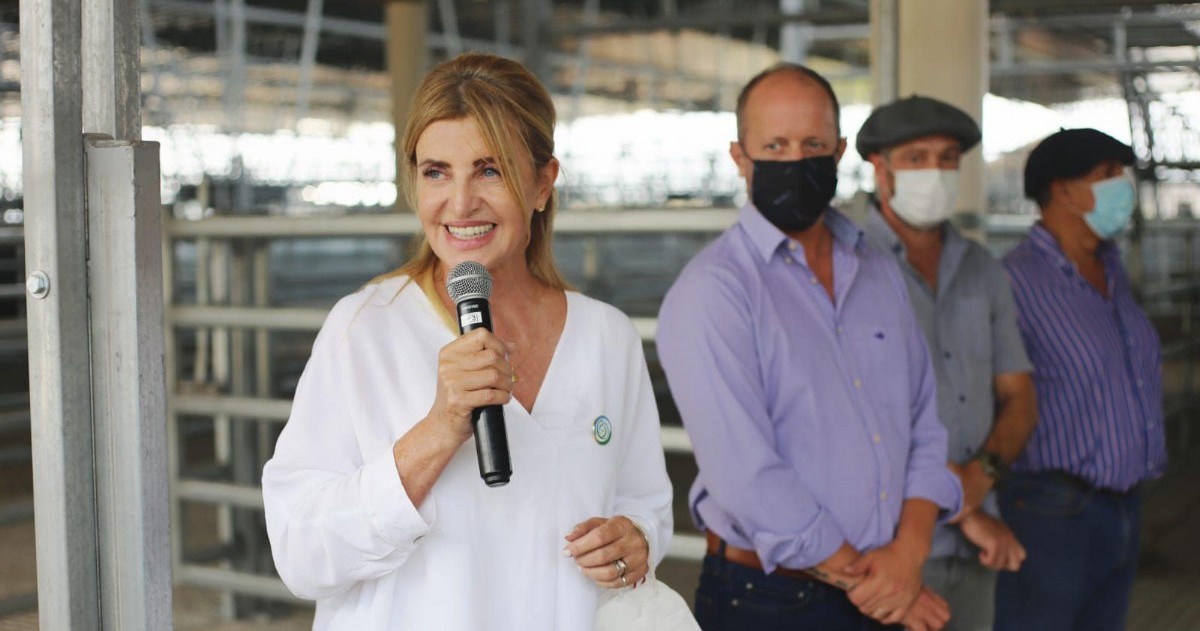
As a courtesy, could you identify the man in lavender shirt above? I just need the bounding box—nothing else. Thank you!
[657,63,962,631]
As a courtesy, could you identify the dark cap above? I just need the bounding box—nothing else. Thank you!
[855,95,982,160]
[1023,128,1135,200]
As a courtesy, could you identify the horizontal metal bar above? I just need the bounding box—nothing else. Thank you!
[1165,395,1198,420]
[1162,338,1200,361]
[176,530,704,605]
[175,565,308,604]
[1140,281,1200,300]
[631,317,656,342]
[660,425,692,454]
[0,409,31,433]
[168,213,419,238]
[0,284,26,299]
[994,9,1200,29]
[182,543,240,565]
[992,59,1200,76]
[171,305,328,331]
[172,392,695,455]
[0,444,32,465]
[171,308,666,343]
[176,479,263,509]
[175,542,703,607]
[552,11,869,37]
[153,0,386,41]
[668,532,705,562]
[0,338,29,353]
[172,393,291,420]
[0,319,29,337]
[166,209,741,239]
[0,393,30,408]
[1166,395,1195,419]
[0,592,39,617]
[0,499,35,526]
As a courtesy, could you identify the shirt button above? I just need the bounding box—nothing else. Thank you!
[1136,379,1144,387]
[854,379,863,389]
[959,395,966,403]
[837,326,844,334]
[788,242,798,251]
[880,491,888,501]
[785,256,794,265]
[943,351,951,359]
[872,433,881,444]
[810,276,819,285]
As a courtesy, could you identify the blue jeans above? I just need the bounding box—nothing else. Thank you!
[995,472,1142,631]
[922,556,995,631]
[694,551,903,631]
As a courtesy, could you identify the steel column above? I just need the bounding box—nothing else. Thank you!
[19,0,100,626]
[84,137,173,630]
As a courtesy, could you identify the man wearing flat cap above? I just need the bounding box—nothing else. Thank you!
[857,95,1037,631]
[996,128,1164,631]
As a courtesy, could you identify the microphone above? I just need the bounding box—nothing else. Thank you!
[445,261,512,487]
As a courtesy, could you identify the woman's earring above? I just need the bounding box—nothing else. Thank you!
[534,205,545,212]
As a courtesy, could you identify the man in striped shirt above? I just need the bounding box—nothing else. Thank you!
[998,128,1166,631]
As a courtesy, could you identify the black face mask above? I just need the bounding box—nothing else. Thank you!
[750,155,839,233]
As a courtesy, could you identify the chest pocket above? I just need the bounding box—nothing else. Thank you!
[952,297,992,362]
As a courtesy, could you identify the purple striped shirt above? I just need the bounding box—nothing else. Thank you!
[1002,224,1166,491]
[657,205,962,573]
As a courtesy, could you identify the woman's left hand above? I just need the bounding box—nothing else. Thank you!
[563,516,649,589]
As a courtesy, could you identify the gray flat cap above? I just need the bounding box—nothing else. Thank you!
[856,95,982,160]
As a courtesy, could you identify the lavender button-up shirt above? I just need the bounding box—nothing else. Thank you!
[657,204,962,573]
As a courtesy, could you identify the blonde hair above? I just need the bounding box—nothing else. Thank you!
[378,52,569,290]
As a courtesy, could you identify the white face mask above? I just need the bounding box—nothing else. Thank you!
[888,169,960,230]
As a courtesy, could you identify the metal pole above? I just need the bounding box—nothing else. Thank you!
[163,210,186,582]
[19,0,101,628]
[294,0,325,127]
[436,0,464,56]
[495,0,512,57]
[568,0,601,122]
[869,0,898,105]
[83,0,141,140]
[522,0,547,81]
[84,136,173,630]
[779,0,812,64]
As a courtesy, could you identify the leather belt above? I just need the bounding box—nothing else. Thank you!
[704,531,819,581]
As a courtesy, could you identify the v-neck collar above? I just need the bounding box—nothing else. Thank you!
[411,278,575,418]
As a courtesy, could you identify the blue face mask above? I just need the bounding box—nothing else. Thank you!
[1083,176,1136,240]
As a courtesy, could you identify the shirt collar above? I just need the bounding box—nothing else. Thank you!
[863,206,969,278]
[863,205,904,257]
[1028,222,1120,275]
[739,202,864,264]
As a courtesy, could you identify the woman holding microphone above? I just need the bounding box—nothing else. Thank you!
[262,52,675,630]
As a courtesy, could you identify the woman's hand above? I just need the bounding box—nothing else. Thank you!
[563,516,650,589]
[429,328,514,443]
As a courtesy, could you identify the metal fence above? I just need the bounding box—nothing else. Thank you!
[158,209,1200,616]
[2,209,1198,619]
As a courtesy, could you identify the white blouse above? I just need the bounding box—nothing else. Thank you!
[262,276,674,631]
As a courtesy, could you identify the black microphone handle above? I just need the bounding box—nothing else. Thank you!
[455,297,512,487]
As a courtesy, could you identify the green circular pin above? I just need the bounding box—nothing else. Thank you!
[592,416,612,445]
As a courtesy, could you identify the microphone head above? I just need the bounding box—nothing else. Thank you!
[446,261,493,305]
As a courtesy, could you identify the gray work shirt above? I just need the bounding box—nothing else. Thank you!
[863,208,1032,560]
